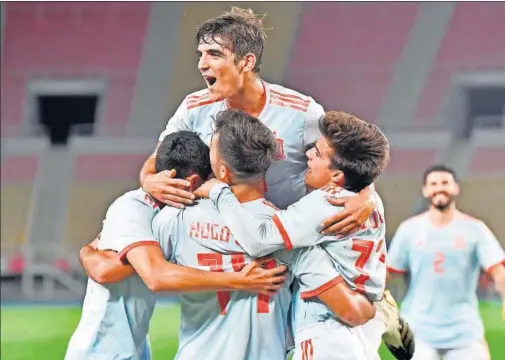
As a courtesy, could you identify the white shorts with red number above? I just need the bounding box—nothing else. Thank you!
[293,322,377,360]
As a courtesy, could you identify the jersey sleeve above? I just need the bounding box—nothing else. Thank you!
[475,222,505,272]
[209,184,346,257]
[151,207,181,261]
[158,99,191,142]
[97,196,159,262]
[302,99,324,149]
[387,221,411,274]
[274,247,342,299]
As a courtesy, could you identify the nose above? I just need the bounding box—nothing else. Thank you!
[198,55,209,72]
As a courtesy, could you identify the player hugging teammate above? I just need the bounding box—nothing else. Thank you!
[66,6,417,360]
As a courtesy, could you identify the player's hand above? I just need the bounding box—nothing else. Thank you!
[320,190,375,235]
[193,178,225,199]
[142,169,195,208]
[233,258,287,296]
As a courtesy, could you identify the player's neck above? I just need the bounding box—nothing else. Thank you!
[226,76,266,118]
[229,181,265,203]
[429,203,457,226]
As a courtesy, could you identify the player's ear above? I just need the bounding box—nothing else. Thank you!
[421,185,430,199]
[453,182,460,197]
[187,174,202,192]
[240,53,256,73]
[221,165,233,184]
[330,170,344,187]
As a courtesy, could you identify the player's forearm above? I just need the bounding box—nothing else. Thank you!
[140,261,242,293]
[79,246,134,284]
[317,281,375,327]
[140,152,157,187]
[209,184,285,257]
[490,264,505,299]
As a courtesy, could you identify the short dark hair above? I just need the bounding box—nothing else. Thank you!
[155,131,212,180]
[319,111,390,193]
[196,7,267,73]
[213,109,276,180]
[423,165,458,184]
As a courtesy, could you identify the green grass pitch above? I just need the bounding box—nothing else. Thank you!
[1,302,503,359]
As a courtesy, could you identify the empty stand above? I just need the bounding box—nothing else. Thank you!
[385,148,439,175]
[468,146,505,174]
[64,153,148,251]
[0,155,39,260]
[458,178,505,245]
[376,148,439,235]
[285,2,418,121]
[1,2,149,136]
[414,3,505,126]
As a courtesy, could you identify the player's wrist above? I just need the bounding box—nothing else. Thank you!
[227,272,246,290]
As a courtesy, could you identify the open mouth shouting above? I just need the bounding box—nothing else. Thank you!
[204,75,217,89]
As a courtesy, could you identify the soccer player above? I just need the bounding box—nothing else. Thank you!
[136,6,411,357]
[196,111,413,360]
[149,109,377,360]
[66,131,287,360]
[387,165,505,360]
[139,6,375,235]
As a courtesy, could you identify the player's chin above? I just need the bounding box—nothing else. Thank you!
[207,87,225,101]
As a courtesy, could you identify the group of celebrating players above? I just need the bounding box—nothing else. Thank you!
[63,6,505,360]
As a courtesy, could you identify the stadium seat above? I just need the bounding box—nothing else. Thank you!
[1,2,149,136]
[468,146,505,174]
[63,153,149,251]
[375,148,438,236]
[0,155,40,261]
[414,2,505,126]
[375,179,422,238]
[285,2,419,122]
[458,178,505,246]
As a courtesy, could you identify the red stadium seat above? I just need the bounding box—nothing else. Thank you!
[414,3,505,127]
[285,2,418,122]
[1,2,149,136]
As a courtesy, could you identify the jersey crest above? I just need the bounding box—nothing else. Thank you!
[272,131,286,160]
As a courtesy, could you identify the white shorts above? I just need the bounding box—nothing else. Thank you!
[293,322,377,360]
[412,338,490,360]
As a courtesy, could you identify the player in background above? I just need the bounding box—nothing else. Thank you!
[150,109,377,360]
[387,165,505,360]
[196,111,414,360]
[66,131,287,360]
[139,6,376,236]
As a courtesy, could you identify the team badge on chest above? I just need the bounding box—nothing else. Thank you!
[272,131,286,160]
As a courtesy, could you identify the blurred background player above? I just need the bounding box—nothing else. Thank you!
[67,131,286,360]
[387,165,505,360]
[152,109,376,360]
[139,6,377,235]
[199,111,413,360]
